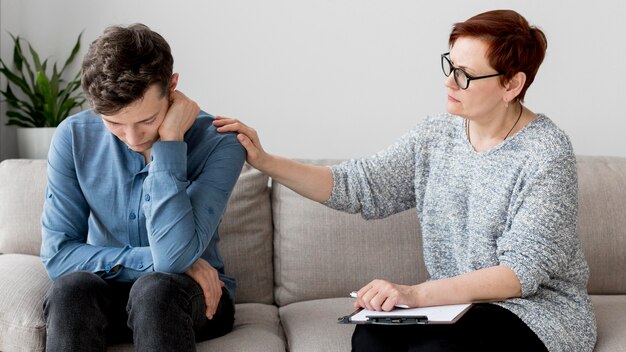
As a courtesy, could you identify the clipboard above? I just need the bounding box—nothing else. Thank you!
[338,303,472,325]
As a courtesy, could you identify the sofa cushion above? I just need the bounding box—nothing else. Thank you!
[0,254,52,352]
[219,163,275,304]
[108,303,286,352]
[577,156,626,294]
[279,298,354,352]
[0,159,47,256]
[590,295,626,352]
[272,160,429,307]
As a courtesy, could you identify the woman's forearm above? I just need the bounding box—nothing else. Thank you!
[213,117,334,202]
[260,154,334,203]
[412,265,522,307]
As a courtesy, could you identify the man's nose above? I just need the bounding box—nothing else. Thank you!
[125,127,142,145]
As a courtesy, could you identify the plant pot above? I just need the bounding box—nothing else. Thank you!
[16,127,56,159]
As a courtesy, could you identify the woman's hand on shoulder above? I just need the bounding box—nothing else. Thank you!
[354,279,419,311]
[213,116,270,170]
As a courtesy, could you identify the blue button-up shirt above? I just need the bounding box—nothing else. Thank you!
[40,110,245,298]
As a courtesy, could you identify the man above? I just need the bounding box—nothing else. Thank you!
[40,24,245,351]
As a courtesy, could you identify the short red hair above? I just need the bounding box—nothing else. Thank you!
[449,10,547,102]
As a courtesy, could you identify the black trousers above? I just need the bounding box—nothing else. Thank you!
[351,303,548,352]
[43,271,235,352]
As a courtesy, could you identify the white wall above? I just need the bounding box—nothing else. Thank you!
[1,0,625,161]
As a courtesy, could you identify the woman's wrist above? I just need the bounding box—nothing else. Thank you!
[255,153,278,176]
[407,284,423,307]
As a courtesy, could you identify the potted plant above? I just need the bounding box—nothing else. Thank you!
[0,32,84,159]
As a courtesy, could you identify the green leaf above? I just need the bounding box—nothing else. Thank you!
[6,119,35,128]
[1,83,20,105]
[11,35,23,72]
[60,32,82,75]
[28,43,43,73]
[0,64,35,101]
[1,31,84,127]
[7,111,36,127]
[41,59,48,75]
[8,34,35,85]
[1,86,33,113]
[49,65,60,117]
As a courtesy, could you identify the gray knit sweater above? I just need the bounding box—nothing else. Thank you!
[324,113,597,352]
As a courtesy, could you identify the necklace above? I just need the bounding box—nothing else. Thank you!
[466,103,523,145]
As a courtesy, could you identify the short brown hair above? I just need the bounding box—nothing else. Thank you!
[81,24,173,115]
[449,10,547,102]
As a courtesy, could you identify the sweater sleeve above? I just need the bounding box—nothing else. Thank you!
[323,126,420,219]
[496,149,580,297]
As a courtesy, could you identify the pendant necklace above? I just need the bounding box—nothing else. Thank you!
[466,103,523,146]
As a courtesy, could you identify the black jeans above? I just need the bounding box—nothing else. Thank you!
[43,271,235,352]
[351,303,548,352]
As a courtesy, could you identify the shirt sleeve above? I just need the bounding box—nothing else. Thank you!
[141,135,245,273]
[496,149,581,297]
[323,126,419,219]
[41,122,153,282]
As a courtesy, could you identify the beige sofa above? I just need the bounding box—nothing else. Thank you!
[0,156,625,352]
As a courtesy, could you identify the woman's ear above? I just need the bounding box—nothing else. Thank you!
[504,71,526,102]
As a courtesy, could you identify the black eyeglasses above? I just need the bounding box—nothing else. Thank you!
[441,52,503,89]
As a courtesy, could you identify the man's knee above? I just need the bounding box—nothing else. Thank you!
[130,272,175,299]
[44,271,110,326]
[128,272,194,310]
[46,271,106,306]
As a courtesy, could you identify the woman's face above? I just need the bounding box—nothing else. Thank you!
[444,37,507,121]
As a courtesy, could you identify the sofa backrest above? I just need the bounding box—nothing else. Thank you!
[218,164,275,304]
[1,155,625,306]
[0,159,46,256]
[0,159,275,305]
[576,156,626,294]
[271,157,626,306]
[271,159,429,307]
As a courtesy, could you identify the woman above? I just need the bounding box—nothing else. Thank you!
[214,10,597,352]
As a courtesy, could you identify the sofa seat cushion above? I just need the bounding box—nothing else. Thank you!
[279,298,355,352]
[109,303,286,351]
[591,295,626,352]
[280,296,626,352]
[0,254,51,352]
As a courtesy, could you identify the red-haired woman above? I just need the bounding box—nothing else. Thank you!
[215,9,596,352]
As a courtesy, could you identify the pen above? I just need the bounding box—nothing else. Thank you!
[350,291,410,309]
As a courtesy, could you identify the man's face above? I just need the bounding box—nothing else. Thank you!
[101,84,169,155]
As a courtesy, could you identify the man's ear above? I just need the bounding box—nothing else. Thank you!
[168,73,179,93]
[504,71,526,102]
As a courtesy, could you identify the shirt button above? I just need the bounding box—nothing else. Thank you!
[144,195,151,201]
[150,156,154,161]
[138,264,143,269]
[129,212,137,220]
[105,265,111,272]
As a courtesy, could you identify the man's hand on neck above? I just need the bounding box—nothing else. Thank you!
[158,90,200,142]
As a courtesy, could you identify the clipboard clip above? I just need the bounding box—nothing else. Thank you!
[338,315,353,324]
[366,315,428,325]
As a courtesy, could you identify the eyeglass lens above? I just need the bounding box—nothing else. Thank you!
[441,55,468,89]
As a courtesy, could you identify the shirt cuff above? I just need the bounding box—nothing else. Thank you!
[150,141,187,175]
